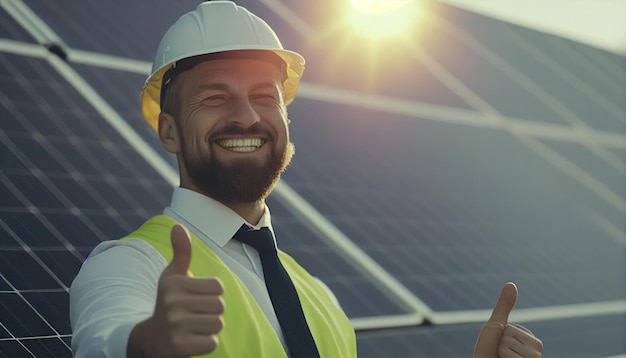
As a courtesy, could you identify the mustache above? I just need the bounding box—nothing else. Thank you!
[209,123,272,139]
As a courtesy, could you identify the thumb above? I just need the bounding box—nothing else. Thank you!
[163,224,193,276]
[473,282,518,357]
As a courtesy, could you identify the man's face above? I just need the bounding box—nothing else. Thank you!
[172,58,294,204]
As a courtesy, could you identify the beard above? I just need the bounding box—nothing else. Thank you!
[180,125,294,204]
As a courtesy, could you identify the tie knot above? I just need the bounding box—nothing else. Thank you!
[232,225,276,254]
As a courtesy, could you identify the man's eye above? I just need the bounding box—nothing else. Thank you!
[253,94,278,102]
[204,95,227,103]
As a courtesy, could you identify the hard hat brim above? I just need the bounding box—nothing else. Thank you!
[140,48,304,132]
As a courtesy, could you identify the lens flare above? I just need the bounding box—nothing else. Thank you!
[351,0,415,13]
[348,0,419,38]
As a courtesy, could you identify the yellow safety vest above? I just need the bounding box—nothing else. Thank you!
[123,215,356,358]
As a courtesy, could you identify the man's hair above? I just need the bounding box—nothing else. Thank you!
[160,50,288,117]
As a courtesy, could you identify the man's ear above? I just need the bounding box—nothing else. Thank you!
[158,112,181,154]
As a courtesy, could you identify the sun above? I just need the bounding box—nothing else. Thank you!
[305,0,429,91]
[347,0,420,38]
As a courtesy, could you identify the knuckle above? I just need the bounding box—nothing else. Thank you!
[166,313,185,330]
[499,335,515,345]
[206,296,224,313]
[213,316,225,332]
[162,295,181,311]
[206,335,219,353]
[159,276,177,290]
[536,339,544,352]
[214,297,225,313]
[170,334,188,353]
[210,278,225,294]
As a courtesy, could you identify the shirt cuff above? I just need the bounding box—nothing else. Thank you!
[107,320,137,358]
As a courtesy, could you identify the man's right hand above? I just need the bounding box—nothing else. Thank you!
[128,225,225,358]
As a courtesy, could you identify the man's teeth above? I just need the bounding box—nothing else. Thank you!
[217,138,264,152]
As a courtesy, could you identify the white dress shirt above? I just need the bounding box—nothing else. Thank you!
[70,187,292,357]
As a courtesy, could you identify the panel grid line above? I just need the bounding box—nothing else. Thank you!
[0,273,70,350]
[0,321,35,357]
[0,219,71,291]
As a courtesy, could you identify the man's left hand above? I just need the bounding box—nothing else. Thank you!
[473,282,543,357]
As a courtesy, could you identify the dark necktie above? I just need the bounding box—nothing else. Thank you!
[233,225,321,358]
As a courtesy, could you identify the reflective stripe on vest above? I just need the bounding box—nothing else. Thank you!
[123,215,356,358]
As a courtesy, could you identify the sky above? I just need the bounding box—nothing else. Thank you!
[440,0,626,55]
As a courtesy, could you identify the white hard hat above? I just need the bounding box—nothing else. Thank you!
[141,1,305,131]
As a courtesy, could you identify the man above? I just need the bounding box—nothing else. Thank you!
[70,2,543,357]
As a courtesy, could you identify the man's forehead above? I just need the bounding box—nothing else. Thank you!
[181,60,285,93]
[161,50,287,101]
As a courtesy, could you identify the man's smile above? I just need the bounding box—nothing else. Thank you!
[216,138,265,152]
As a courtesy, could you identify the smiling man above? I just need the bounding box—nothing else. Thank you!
[69,2,353,357]
[69,2,542,358]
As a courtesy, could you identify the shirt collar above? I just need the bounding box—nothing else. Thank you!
[165,187,273,247]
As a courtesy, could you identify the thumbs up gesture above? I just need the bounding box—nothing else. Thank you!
[128,225,225,358]
[473,283,543,358]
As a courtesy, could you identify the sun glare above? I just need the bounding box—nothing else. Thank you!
[309,0,428,91]
[348,0,419,37]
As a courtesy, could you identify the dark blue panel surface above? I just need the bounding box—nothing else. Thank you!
[357,314,626,358]
[0,7,35,43]
[0,251,61,290]
[0,53,172,356]
[21,291,71,334]
[0,293,55,337]
[22,337,71,358]
[22,0,203,60]
[70,63,178,171]
[286,98,626,310]
[267,194,411,318]
[0,340,33,358]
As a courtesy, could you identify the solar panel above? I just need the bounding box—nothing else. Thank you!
[0,42,178,352]
[286,99,625,311]
[20,0,204,60]
[357,313,626,357]
[1,0,624,356]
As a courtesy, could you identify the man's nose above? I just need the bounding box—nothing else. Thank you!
[226,97,261,129]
